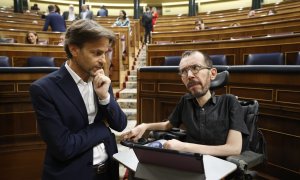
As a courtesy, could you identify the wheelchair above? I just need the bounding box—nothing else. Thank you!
[121,70,267,180]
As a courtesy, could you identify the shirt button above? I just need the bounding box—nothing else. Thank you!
[202,108,204,111]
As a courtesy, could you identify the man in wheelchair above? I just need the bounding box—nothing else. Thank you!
[123,50,249,156]
[122,51,266,179]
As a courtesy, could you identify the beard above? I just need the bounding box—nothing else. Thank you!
[187,79,210,98]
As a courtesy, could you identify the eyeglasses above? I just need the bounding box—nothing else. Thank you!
[179,64,211,78]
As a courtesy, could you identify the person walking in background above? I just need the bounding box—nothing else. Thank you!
[142,7,153,44]
[62,4,77,21]
[25,31,38,44]
[80,4,93,20]
[97,5,108,17]
[151,7,158,32]
[43,5,66,32]
[30,19,127,180]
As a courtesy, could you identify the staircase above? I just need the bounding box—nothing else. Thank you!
[112,45,147,179]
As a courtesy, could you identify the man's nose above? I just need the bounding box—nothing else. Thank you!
[187,69,194,77]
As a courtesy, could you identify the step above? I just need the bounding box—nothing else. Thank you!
[125,81,137,88]
[122,108,137,120]
[117,99,137,109]
[119,88,137,99]
[129,70,137,76]
[127,75,137,81]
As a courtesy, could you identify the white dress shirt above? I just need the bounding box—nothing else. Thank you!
[65,63,109,165]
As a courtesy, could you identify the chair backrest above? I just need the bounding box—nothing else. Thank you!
[0,56,10,67]
[163,56,181,66]
[239,100,266,157]
[210,70,229,91]
[210,55,228,65]
[245,53,284,65]
[27,56,55,67]
[296,52,300,65]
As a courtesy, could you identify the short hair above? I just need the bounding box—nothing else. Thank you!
[48,5,55,12]
[64,19,115,59]
[25,31,38,44]
[181,50,213,67]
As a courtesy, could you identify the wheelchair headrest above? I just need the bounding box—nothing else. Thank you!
[210,70,229,90]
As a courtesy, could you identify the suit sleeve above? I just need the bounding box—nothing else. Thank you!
[42,16,50,31]
[98,86,127,131]
[30,83,112,161]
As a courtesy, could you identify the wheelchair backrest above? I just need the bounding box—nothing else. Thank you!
[239,100,267,159]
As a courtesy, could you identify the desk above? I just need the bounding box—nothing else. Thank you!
[113,149,237,180]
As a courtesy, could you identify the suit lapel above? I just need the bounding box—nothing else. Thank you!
[56,66,88,120]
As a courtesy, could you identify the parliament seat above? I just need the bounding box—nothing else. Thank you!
[210,55,228,65]
[0,56,10,67]
[163,56,181,66]
[163,55,228,66]
[245,53,284,65]
[27,56,55,67]
[296,52,300,65]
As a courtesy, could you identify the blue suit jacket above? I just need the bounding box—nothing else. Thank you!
[30,66,127,180]
[43,12,66,32]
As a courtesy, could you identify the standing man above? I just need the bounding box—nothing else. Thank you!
[141,7,153,44]
[30,19,127,180]
[80,4,93,20]
[42,4,66,32]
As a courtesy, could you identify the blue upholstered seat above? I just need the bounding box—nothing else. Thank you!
[210,55,227,65]
[163,56,181,66]
[245,53,284,65]
[296,52,300,65]
[27,56,55,67]
[0,56,10,67]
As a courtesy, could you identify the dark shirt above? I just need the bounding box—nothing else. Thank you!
[169,93,249,151]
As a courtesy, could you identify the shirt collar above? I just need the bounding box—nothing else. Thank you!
[65,61,92,85]
[187,90,217,106]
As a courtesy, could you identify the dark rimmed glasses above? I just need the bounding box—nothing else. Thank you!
[179,64,211,78]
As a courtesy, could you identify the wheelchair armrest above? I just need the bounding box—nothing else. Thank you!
[226,151,264,171]
[148,128,187,141]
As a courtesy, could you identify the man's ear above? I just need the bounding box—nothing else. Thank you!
[68,44,78,57]
[210,68,218,80]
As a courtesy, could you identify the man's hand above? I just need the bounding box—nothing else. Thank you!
[93,69,111,100]
[163,139,185,151]
[122,124,147,142]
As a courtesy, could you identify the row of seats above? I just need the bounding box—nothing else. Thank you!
[163,52,300,66]
[0,56,55,67]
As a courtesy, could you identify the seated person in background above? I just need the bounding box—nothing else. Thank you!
[42,5,66,32]
[122,50,249,157]
[97,5,108,17]
[62,5,77,21]
[195,18,205,30]
[112,10,131,59]
[31,3,40,11]
[247,10,256,18]
[230,22,241,27]
[267,8,277,16]
[57,34,65,46]
[25,31,38,44]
